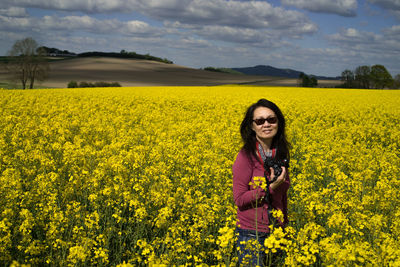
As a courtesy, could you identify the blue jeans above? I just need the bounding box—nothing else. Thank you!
[236,227,269,266]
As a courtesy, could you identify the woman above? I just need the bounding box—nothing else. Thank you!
[233,99,290,266]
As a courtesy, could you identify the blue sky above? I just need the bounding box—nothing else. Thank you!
[1,0,399,77]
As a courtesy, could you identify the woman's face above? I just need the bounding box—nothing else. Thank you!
[251,106,279,143]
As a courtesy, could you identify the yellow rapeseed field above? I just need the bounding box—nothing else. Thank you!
[1,86,399,266]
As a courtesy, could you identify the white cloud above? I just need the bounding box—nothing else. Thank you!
[139,0,317,31]
[368,0,400,20]
[327,28,379,43]
[0,0,319,51]
[193,25,272,44]
[344,28,361,37]
[0,14,163,37]
[368,0,400,10]
[383,24,400,38]
[124,20,160,35]
[0,15,32,30]
[393,10,400,20]
[42,15,99,31]
[0,7,27,17]
[0,0,140,13]
[281,0,357,17]
[326,27,400,72]
[3,0,317,32]
[0,3,317,60]
[327,25,400,51]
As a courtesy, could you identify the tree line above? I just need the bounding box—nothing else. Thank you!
[340,64,400,89]
[83,50,173,64]
[298,65,399,89]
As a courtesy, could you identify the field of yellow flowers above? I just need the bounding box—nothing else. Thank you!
[1,85,399,266]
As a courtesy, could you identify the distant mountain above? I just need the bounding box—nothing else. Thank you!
[232,65,339,80]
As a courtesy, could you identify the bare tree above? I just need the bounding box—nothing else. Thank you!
[393,74,400,89]
[341,69,355,88]
[354,65,371,89]
[6,37,50,89]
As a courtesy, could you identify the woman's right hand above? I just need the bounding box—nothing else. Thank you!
[269,166,286,191]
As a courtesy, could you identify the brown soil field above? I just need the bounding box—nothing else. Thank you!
[0,57,341,88]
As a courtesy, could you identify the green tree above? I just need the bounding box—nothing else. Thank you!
[6,37,50,89]
[298,73,318,87]
[370,64,393,89]
[67,81,78,88]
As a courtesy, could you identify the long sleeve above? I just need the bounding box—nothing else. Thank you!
[232,150,266,210]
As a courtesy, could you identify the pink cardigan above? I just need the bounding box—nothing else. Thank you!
[232,148,290,232]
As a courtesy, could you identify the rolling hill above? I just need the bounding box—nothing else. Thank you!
[232,65,340,80]
[0,57,341,88]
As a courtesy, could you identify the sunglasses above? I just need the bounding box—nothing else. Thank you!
[253,117,278,125]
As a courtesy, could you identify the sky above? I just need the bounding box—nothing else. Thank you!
[0,0,399,77]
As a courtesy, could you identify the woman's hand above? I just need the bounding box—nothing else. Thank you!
[269,166,286,191]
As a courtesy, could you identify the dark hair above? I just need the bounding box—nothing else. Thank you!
[240,98,290,162]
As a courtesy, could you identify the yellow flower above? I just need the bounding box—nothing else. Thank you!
[0,86,399,266]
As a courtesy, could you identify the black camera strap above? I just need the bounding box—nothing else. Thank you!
[256,142,276,225]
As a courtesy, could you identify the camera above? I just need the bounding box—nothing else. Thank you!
[264,158,289,181]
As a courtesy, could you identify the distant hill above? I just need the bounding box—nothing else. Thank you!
[0,56,342,88]
[232,65,339,80]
